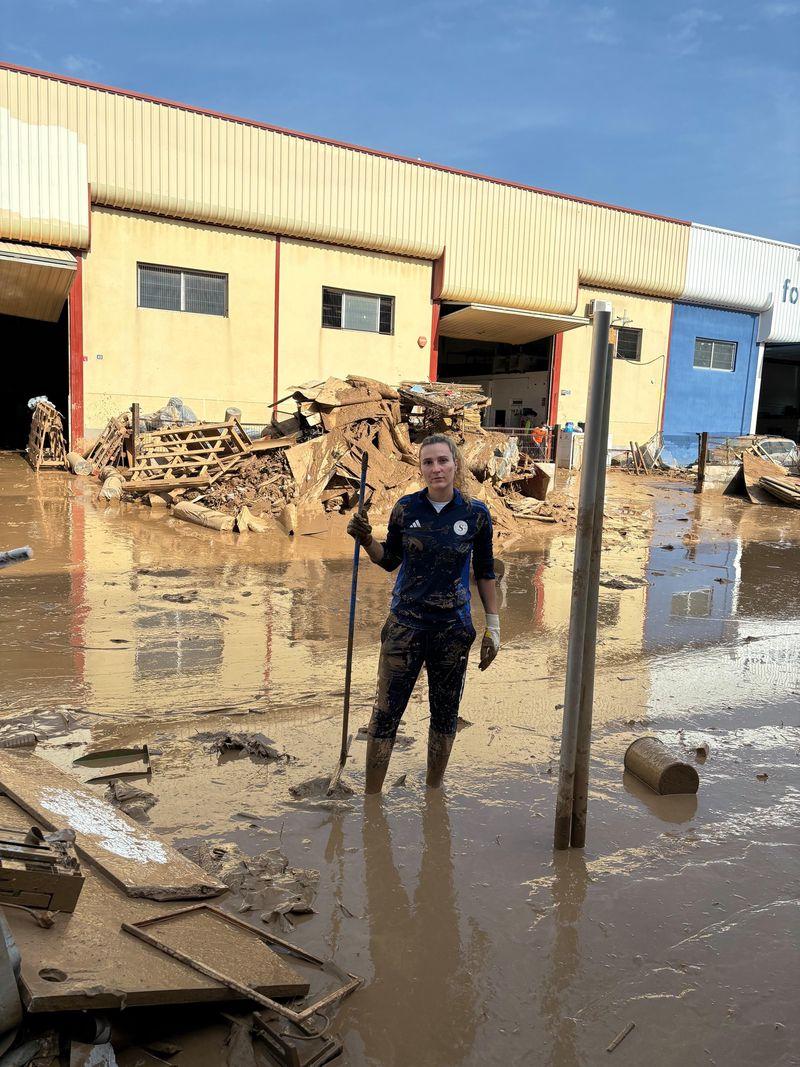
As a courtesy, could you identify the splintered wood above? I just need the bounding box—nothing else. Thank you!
[26,401,67,471]
[84,412,130,470]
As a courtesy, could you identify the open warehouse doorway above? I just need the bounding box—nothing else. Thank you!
[1,309,69,451]
[435,302,588,429]
[0,242,77,451]
[755,344,800,442]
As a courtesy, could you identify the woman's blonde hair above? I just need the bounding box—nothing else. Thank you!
[419,433,471,504]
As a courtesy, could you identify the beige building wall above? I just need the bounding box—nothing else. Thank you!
[558,287,673,447]
[277,238,433,395]
[83,207,277,430]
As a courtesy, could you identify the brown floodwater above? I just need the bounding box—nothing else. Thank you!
[1,454,799,1066]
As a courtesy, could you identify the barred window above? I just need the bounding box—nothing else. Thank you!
[138,263,228,317]
[693,338,736,372]
[615,327,642,361]
[321,287,394,335]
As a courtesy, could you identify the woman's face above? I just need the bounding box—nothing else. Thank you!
[420,443,456,494]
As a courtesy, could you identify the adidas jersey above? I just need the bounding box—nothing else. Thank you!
[378,488,495,630]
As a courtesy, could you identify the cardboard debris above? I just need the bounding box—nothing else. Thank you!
[72,374,561,537]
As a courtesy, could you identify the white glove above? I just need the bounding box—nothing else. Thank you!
[480,613,500,671]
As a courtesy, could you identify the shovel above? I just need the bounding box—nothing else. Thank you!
[327,449,369,796]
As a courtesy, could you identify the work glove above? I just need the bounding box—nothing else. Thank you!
[479,613,500,671]
[347,511,373,547]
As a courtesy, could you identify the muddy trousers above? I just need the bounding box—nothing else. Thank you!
[368,615,476,741]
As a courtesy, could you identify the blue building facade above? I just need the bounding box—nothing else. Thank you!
[662,304,760,459]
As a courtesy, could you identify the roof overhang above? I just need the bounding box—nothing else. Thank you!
[0,242,77,322]
[438,304,590,345]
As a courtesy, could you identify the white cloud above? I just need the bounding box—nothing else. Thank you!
[61,54,102,76]
[762,1,800,15]
[667,7,723,56]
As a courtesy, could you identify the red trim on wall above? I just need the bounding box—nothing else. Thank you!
[68,255,84,448]
[659,303,675,431]
[431,252,446,301]
[548,333,564,425]
[0,62,690,227]
[429,302,440,382]
[272,237,281,409]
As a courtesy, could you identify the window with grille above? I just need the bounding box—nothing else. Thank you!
[693,338,736,372]
[138,264,228,317]
[615,327,642,361]
[321,288,394,334]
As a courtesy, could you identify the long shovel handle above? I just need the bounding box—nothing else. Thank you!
[338,450,369,765]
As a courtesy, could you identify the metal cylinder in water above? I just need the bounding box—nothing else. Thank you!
[624,736,699,795]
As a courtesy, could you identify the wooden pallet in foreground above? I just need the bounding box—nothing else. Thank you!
[125,421,251,490]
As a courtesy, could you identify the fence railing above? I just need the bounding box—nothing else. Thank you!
[484,426,552,462]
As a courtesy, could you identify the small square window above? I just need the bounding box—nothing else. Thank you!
[693,338,737,372]
[615,327,642,361]
[321,288,394,335]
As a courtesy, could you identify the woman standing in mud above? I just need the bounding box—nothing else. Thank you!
[347,434,499,793]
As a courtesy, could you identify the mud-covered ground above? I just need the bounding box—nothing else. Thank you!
[1,454,798,1066]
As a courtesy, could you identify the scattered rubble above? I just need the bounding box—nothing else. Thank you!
[106,781,157,820]
[68,378,563,538]
[196,731,289,761]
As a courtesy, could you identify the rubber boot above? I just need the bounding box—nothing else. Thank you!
[426,729,455,789]
[365,737,395,794]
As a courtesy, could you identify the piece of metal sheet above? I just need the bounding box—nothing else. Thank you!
[439,304,589,344]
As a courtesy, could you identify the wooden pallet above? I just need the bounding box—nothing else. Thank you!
[126,421,251,490]
[85,413,130,470]
[26,402,67,471]
[759,476,800,508]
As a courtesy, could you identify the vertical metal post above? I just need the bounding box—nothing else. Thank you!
[570,342,614,848]
[695,431,708,494]
[550,424,561,492]
[131,403,140,467]
[554,302,612,850]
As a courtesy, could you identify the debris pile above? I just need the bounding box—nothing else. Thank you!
[68,376,559,537]
[25,400,67,471]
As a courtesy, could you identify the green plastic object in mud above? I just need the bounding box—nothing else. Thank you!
[624,736,699,795]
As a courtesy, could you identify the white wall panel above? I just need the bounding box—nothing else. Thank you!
[682,225,800,343]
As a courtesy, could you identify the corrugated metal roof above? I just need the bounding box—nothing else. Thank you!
[682,225,800,343]
[0,240,76,320]
[439,304,589,344]
[0,66,692,313]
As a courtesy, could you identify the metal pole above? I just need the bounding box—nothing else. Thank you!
[554,302,612,850]
[570,341,614,848]
[694,431,708,494]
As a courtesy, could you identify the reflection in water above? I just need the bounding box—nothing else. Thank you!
[623,771,698,824]
[360,796,486,1067]
[540,852,589,1067]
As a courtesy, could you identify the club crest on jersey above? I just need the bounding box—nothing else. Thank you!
[453,520,468,536]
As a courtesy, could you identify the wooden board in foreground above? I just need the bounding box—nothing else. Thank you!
[0,796,306,1012]
[0,752,226,901]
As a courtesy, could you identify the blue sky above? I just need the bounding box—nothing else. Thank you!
[4,0,799,241]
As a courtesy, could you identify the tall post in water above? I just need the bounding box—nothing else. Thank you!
[553,301,613,850]
[570,339,615,848]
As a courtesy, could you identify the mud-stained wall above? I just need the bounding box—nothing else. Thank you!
[558,287,673,448]
[82,207,277,430]
[277,238,432,397]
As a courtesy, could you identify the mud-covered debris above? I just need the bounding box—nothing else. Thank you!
[391,774,407,788]
[186,841,319,924]
[162,591,198,603]
[223,1021,258,1067]
[354,724,413,745]
[107,780,157,820]
[599,573,649,590]
[695,742,710,761]
[289,775,355,800]
[196,731,288,761]
[0,730,38,749]
[756,772,769,781]
[456,716,473,731]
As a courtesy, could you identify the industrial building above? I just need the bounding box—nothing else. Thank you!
[1,62,798,452]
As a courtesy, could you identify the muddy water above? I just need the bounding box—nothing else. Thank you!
[1,454,799,1066]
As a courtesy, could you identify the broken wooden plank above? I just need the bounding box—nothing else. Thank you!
[0,796,303,1013]
[0,752,226,901]
[741,450,786,504]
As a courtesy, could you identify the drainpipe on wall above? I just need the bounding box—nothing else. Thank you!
[749,343,765,435]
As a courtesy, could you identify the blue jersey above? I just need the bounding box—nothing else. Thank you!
[378,488,495,630]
